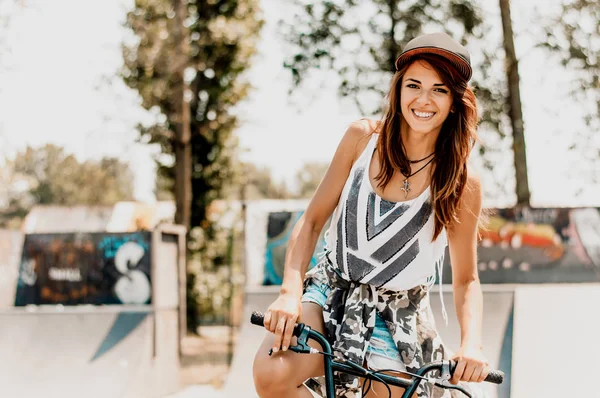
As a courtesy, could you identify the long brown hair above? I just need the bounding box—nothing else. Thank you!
[375,53,479,241]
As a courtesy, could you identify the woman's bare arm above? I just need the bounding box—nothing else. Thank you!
[447,170,489,383]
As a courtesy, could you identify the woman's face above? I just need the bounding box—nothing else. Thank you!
[399,60,454,136]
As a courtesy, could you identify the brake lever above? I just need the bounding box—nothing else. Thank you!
[269,324,313,355]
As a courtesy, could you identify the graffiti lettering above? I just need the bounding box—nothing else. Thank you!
[20,259,37,286]
[516,208,559,225]
[48,267,82,282]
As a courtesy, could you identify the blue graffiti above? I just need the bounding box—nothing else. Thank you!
[98,233,149,259]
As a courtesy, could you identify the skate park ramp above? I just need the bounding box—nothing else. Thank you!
[510,285,600,398]
[0,230,23,309]
[0,220,186,398]
[0,305,179,398]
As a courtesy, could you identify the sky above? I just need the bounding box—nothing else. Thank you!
[0,0,597,207]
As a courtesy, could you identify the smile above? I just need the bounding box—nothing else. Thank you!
[412,110,435,120]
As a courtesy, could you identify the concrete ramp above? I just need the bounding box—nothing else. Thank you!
[0,306,178,398]
[511,285,600,398]
[431,289,514,398]
[0,230,22,309]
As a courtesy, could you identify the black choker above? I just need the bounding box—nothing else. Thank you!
[409,152,434,164]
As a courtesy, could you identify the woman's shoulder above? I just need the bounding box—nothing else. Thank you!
[354,118,382,135]
[341,118,380,161]
[345,118,379,137]
[343,118,378,150]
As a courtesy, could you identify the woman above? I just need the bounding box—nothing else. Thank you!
[253,32,490,398]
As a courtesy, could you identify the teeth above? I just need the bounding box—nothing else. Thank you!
[413,110,434,118]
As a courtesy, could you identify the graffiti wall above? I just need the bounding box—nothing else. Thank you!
[442,207,600,284]
[263,211,329,285]
[263,207,600,285]
[14,232,152,306]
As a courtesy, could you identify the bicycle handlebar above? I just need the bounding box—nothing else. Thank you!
[251,311,504,385]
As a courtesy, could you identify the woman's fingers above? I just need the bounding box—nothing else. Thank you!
[470,365,483,383]
[477,365,491,383]
[272,316,287,352]
[456,359,489,383]
[263,310,272,331]
[280,314,298,351]
[450,359,465,385]
[462,362,476,382]
[264,294,302,353]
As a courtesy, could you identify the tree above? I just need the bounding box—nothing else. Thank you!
[498,0,530,205]
[278,0,527,205]
[0,144,134,227]
[122,1,263,230]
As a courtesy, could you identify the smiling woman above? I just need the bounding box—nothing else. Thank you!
[253,32,489,398]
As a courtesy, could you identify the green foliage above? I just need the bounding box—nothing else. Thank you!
[122,0,264,227]
[0,144,134,227]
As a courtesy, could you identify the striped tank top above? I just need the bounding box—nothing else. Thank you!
[324,133,448,296]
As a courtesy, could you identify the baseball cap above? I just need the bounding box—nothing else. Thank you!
[395,32,472,82]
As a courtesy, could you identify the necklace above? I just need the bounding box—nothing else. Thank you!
[409,152,434,164]
[400,157,435,199]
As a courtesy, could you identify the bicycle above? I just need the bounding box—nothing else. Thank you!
[251,311,504,398]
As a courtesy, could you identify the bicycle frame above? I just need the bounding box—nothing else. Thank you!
[300,320,436,397]
[251,311,503,398]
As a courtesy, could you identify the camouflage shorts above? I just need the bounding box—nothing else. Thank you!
[301,260,489,398]
[303,276,407,371]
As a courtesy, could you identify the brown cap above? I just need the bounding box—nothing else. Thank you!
[395,32,472,82]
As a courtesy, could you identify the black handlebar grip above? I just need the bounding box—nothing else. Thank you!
[251,311,265,327]
[250,311,305,337]
[449,360,504,384]
[484,370,504,384]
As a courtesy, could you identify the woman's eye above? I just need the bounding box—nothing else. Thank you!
[407,84,419,89]
[436,89,449,94]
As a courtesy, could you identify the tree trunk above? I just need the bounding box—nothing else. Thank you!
[499,0,530,205]
[173,0,192,230]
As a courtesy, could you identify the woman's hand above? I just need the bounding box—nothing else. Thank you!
[450,345,490,385]
[263,292,303,353]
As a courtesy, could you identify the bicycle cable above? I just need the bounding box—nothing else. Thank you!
[363,365,440,398]
[311,350,393,398]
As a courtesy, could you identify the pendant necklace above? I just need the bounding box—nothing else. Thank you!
[400,156,435,199]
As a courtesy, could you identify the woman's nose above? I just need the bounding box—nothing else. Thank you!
[416,90,431,105]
